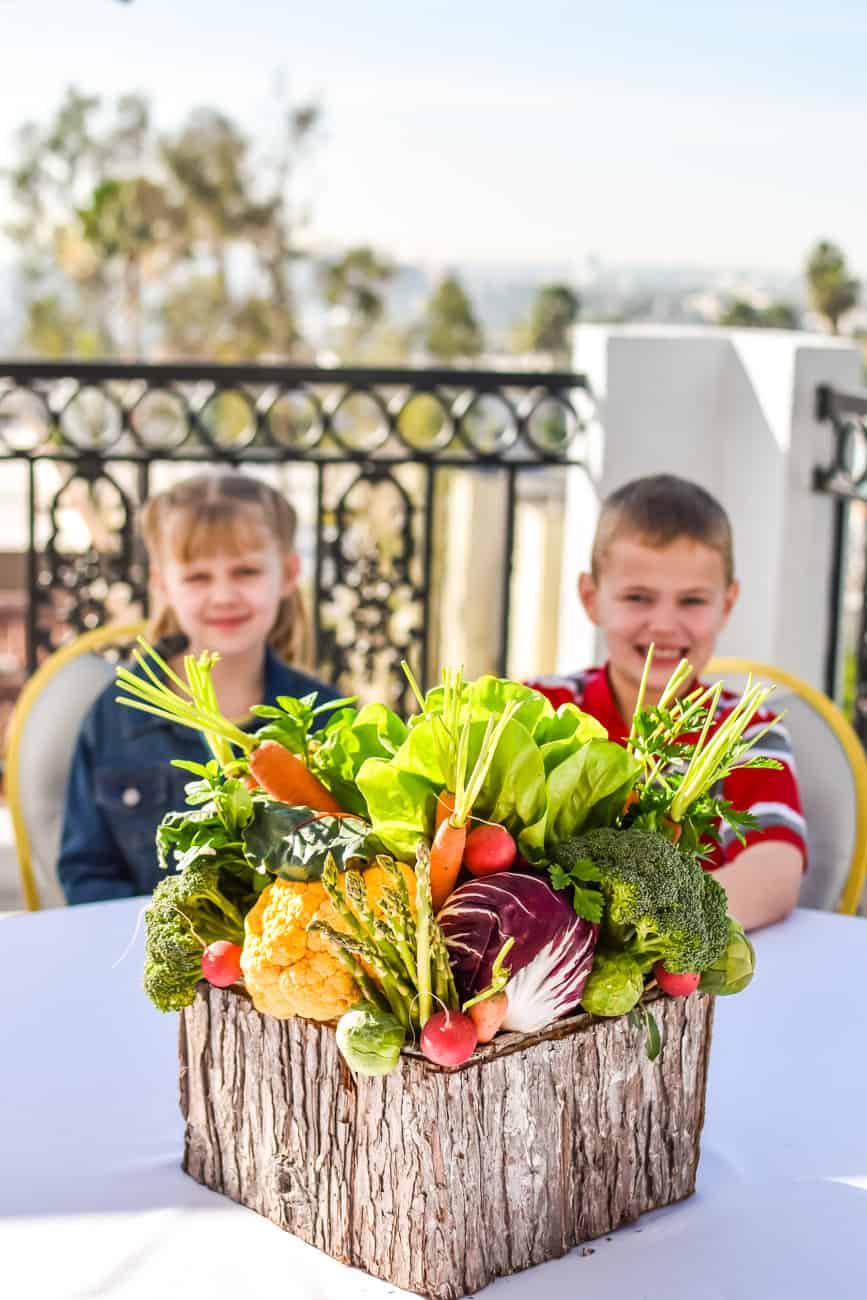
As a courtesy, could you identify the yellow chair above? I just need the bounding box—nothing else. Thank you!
[707,656,867,916]
[5,621,146,911]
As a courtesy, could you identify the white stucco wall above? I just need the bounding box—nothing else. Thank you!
[558,325,862,688]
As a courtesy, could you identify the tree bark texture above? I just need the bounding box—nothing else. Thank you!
[179,986,715,1299]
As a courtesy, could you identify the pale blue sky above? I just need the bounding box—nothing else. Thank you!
[2,0,865,270]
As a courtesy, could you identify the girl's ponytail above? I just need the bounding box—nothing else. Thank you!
[269,585,314,670]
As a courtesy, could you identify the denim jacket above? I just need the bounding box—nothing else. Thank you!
[57,649,342,905]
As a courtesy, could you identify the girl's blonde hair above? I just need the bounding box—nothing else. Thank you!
[139,472,313,667]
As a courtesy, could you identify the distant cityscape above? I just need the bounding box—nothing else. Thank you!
[1,252,864,359]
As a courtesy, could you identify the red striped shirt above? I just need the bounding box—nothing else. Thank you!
[525,665,807,870]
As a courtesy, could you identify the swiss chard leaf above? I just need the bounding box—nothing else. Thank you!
[241,801,374,880]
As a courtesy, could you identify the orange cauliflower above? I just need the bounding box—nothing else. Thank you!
[357,860,417,916]
[241,879,358,1022]
[241,862,417,1022]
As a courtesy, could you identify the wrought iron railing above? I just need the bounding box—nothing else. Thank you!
[0,361,591,709]
[814,382,867,730]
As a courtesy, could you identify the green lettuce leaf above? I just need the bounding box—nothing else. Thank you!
[354,760,437,859]
[309,703,409,817]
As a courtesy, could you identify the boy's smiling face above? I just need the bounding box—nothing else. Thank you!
[578,533,739,708]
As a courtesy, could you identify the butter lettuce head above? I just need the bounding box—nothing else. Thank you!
[355,677,639,861]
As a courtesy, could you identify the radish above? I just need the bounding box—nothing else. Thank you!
[653,962,700,997]
[201,941,243,988]
[467,991,508,1043]
[420,1009,478,1066]
[463,823,516,876]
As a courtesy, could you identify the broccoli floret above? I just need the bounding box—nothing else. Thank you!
[553,826,729,974]
[143,858,246,1013]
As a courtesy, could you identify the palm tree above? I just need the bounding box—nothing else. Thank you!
[806,241,860,334]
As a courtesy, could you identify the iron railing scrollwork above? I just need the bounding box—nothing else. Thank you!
[0,362,592,710]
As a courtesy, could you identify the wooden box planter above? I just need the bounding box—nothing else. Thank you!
[179,985,715,1299]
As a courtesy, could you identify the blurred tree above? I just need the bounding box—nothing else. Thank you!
[77,177,177,356]
[806,241,860,334]
[319,245,395,359]
[718,300,800,329]
[424,275,483,362]
[519,283,580,361]
[2,86,321,359]
[23,294,109,358]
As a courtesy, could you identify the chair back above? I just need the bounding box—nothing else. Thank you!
[707,657,867,915]
[5,623,146,910]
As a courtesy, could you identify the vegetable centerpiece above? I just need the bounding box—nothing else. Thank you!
[120,639,764,1070]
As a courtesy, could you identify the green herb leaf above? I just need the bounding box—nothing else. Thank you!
[171,759,214,778]
[644,1008,662,1061]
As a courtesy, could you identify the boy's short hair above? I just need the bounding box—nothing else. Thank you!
[592,474,735,584]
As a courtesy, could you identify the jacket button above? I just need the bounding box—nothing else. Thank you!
[122,787,142,808]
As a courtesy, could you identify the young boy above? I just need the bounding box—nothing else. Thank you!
[526,474,806,932]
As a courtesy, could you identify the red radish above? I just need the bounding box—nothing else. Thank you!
[653,963,700,997]
[463,823,516,876]
[201,941,243,988]
[420,1009,478,1066]
[466,991,508,1043]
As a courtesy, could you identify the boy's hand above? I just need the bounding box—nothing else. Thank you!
[713,842,803,931]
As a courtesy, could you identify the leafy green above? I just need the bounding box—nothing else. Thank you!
[623,654,784,853]
[628,1002,662,1060]
[533,739,639,850]
[302,701,408,817]
[355,676,637,862]
[548,856,604,923]
[157,765,259,897]
[250,690,355,763]
[355,761,438,859]
[241,802,373,879]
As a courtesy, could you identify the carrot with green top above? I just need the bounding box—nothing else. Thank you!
[248,739,343,812]
[115,638,344,812]
[429,700,520,910]
[401,661,465,837]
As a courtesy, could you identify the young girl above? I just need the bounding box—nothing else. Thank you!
[58,472,342,905]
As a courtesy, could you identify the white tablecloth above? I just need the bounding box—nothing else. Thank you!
[2,901,866,1300]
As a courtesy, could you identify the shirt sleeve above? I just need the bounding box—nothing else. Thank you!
[56,708,137,905]
[719,714,808,868]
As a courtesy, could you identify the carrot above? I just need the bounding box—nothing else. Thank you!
[621,788,639,817]
[429,817,467,911]
[434,789,456,831]
[663,816,683,845]
[248,739,343,814]
[467,991,508,1043]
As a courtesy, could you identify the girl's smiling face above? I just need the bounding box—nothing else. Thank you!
[579,534,739,707]
[152,541,297,661]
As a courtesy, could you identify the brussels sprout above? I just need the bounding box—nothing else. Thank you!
[580,950,644,1017]
[698,919,755,996]
[336,1004,405,1076]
